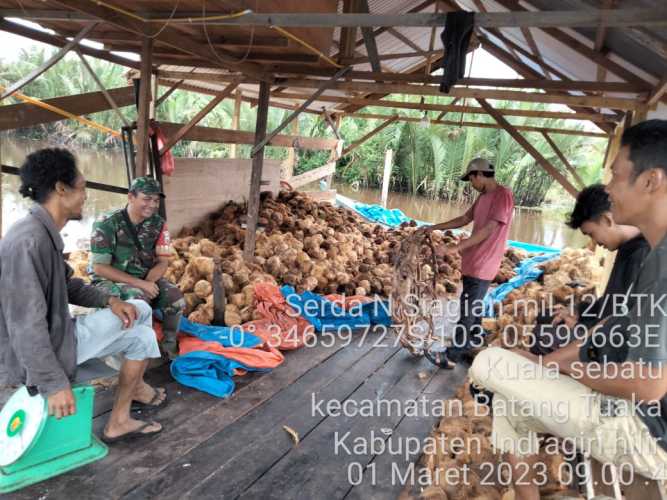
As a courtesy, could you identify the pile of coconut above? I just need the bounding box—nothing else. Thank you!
[417,248,604,500]
[68,190,527,327]
[417,381,576,500]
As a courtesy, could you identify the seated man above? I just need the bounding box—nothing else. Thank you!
[530,184,649,355]
[470,120,667,500]
[90,177,185,359]
[0,148,165,444]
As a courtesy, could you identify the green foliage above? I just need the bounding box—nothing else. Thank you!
[1,46,606,207]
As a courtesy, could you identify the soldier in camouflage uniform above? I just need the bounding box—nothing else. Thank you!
[90,177,184,359]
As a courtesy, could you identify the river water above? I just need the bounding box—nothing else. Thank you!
[1,136,587,251]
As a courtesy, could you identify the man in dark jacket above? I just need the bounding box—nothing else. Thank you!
[0,149,164,443]
[530,184,649,355]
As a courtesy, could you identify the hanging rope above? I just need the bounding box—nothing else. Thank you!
[0,84,120,138]
[391,231,441,356]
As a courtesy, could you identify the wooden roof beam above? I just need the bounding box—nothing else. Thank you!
[341,112,608,138]
[159,81,240,155]
[0,22,98,101]
[341,115,399,156]
[477,98,580,198]
[275,78,645,110]
[48,0,269,81]
[0,86,134,131]
[541,131,586,189]
[4,8,666,28]
[647,77,667,108]
[338,0,360,64]
[270,91,616,122]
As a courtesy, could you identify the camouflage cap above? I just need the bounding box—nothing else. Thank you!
[130,176,165,198]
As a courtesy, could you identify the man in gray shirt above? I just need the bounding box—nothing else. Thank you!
[0,148,165,443]
[469,120,667,500]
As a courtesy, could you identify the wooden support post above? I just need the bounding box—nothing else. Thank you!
[647,77,667,108]
[244,81,270,260]
[325,135,344,189]
[338,0,360,65]
[0,23,97,101]
[135,37,153,179]
[159,81,239,155]
[381,149,393,208]
[282,104,299,180]
[477,98,580,198]
[230,90,242,159]
[212,263,226,326]
[342,115,399,156]
[359,0,382,73]
[251,66,351,156]
[540,131,586,189]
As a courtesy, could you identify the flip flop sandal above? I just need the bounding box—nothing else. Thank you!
[101,421,162,445]
[131,387,169,412]
[423,348,454,370]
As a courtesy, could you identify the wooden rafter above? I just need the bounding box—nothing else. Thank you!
[75,48,129,128]
[158,123,338,150]
[0,87,134,131]
[159,81,240,155]
[156,79,185,108]
[251,66,351,156]
[437,97,460,121]
[135,37,153,178]
[18,9,663,28]
[477,98,579,198]
[540,131,586,189]
[271,91,615,122]
[341,49,442,65]
[48,0,268,81]
[0,18,139,69]
[342,115,399,156]
[358,0,382,73]
[0,23,97,100]
[158,70,649,93]
[594,0,616,85]
[275,79,644,110]
[475,32,618,133]
[386,28,428,56]
[493,0,657,92]
[647,77,667,108]
[342,112,607,138]
[338,0,360,65]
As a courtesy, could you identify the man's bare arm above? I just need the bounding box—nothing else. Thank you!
[145,257,168,283]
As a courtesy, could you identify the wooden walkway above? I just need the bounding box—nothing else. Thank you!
[6,330,465,500]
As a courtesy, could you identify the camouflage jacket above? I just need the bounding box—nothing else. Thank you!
[90,207,165,280]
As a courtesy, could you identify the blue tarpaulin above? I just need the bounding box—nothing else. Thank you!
[280,285,392,332]
[170,351,269,398]
[483,252,561,316]
[353,203,429,227]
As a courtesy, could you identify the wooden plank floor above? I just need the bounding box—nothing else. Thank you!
[4,328,465,500]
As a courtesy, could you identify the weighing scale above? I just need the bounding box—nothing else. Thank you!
[0,385,108,493]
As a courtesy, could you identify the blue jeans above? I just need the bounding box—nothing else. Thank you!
[451,275,490,353]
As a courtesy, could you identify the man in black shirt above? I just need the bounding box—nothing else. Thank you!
[470,120,667,500]
[530,184,650,355]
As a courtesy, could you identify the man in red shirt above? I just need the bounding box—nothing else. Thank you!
[425,158,514,366]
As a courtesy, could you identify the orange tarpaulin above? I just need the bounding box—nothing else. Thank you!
[242,283,315,350]
[178,334,284,374]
